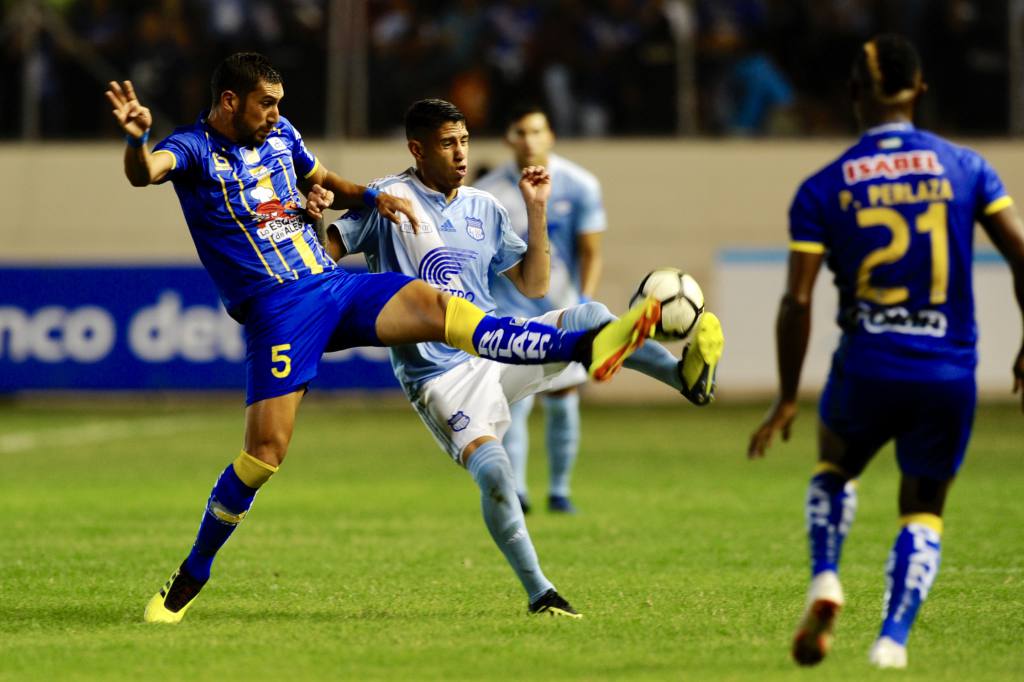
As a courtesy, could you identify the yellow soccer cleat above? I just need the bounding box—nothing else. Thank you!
[143,562,206,624]
[588,297,661,382]
[679,312,724,406]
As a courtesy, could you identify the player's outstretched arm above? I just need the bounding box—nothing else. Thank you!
[104,80,173,186]
[301,169,419,232]
[748,250,824,458]
[980,204,1024,411]
[503,166,552,298]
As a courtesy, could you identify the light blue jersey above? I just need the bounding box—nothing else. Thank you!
[333,168,527,390]
[476,154,606,318]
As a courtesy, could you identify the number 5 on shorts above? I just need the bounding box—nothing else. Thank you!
[271,344,292,378]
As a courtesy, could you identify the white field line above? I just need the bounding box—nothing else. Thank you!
[0,417,208,454]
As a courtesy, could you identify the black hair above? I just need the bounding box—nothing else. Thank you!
[851,34,922,105]
[404,99,466,140]
[505,103,549,130]
[210,52,282,106]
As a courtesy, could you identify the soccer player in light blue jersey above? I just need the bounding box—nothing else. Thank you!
[748,35,1024,669]
[323,99,724,617]
[476,106,605,515]
[106,54,662,623]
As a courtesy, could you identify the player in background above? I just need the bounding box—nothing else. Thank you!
[476,106,605,514]
[106,53,662,624]
[323,99,724,617]
[747,35,1024,669]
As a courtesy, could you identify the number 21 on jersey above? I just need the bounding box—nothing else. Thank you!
[856,202,948,306]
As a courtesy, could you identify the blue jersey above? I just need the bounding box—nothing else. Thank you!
[476,154,606,317]
[333,168,527,389]
[790,123,1011,380]
[153,112,336,316]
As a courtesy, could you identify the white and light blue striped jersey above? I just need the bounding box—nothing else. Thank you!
[476,154,606,318]
[333,168,527,390]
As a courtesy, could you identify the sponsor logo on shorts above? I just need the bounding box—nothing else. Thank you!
[448,411,471,431]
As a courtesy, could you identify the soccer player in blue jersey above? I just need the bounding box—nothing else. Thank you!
[747,35,1024,669]
[105,53,662,623]
[475,106,606,515]
[322,98,724,617]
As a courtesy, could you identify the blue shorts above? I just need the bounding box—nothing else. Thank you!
[241,269,413,405]
[819,358,977,480]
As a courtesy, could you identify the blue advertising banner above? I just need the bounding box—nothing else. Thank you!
[0,265,399,393]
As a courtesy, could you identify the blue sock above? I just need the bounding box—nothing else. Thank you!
[184,453,273,581]
[472,315,586,365]
[880,520,942,645]
[806,470,857,576]
[466,440,554,601]
[544,393,579,497]
[504,394,535,498]
[561,302,683,391]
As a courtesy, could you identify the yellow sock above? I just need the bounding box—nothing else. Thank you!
[444,297,486,356]
[232,449,279,489]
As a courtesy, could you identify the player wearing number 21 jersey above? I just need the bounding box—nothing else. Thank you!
[748,34,1024,670]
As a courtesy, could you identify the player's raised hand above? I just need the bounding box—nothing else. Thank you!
[378,193,420,233]
[747,398,799,459]
[305,184,334,220]
[518,165,551,205]
[105,80,152,139]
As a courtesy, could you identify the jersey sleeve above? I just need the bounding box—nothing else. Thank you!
[576,176,608,234]
[280,117,319,181]
[152,130,201,183]
[788,178,828,254]
[334,208,380,256]
[972,153,1013,219]
[491,202,527,274]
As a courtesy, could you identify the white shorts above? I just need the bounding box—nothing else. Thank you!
[411,309,588,462]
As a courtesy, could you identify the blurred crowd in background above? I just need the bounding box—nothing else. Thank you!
[0,0,1013,139]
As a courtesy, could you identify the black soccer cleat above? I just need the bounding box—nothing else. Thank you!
[528,589,583,619]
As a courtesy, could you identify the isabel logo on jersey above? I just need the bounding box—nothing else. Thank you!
[465,216,484,241]
[447,411,471,432]
[843,151,944,185]
[419,247,478,301]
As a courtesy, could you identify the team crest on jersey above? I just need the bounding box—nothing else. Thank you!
[419,247,477,301]
[842,151,944,185]
[447,411,471,432]
[439,219,455,232]
[268,137,286,151]
[465,216,484,241]
[212,153,231,171]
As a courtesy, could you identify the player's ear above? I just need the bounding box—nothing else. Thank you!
[408,138,424,161]
[220,90,240,114]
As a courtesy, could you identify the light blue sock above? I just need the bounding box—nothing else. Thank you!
[560,301,683,391]
[880,521,942,645]
[466,440,554,601]
[544,392,579,497]
[806,470,857,576]
[504,394,535,498]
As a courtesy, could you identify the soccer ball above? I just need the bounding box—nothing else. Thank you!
[630,268,704,341]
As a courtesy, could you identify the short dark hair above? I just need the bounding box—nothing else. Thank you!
[210,52,282,106]
[404,99,466,140]
[851,34,922,105]
[505,103,549,130]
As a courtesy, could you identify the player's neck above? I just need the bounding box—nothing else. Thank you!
[206,109,240,144]
[414,168,458,202]
[860,104,914,131]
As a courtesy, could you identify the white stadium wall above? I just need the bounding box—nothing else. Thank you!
[2,139,1022,400]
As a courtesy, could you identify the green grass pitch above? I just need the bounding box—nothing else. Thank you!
[2,399,1021,681]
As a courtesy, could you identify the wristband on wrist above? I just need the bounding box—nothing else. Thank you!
[362,187,380,208]
[125,129,150,148]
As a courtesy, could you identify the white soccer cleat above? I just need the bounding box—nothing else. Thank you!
[868,636,908,669]
[791,571,845,666]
